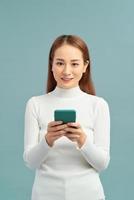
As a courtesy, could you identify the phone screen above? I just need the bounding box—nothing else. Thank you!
[54,109,76,124]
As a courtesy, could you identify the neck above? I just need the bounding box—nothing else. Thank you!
[51,85,84,98]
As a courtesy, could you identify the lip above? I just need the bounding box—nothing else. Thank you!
[62,77,73,80]
[61,77,73,82]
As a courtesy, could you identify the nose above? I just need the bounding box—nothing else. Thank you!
[62,65,71,75]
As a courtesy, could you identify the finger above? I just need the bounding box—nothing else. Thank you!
[49,124,67,132]
[52,131,66,140]
[66,135,80,142]
[65,127,80,133]
[66,134,80,139]
[49,130,66,137]
[48,121,63,128]
[67,122,81,128]
[53,135,63,140]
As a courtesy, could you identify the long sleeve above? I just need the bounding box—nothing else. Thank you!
[23,97,51,170]
[79,97,110,173]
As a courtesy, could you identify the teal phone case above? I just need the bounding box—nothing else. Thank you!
[54,109,76,124]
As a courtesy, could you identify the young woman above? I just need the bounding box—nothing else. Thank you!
[23,35,110,200]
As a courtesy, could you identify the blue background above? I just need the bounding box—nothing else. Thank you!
[0,0,134,199]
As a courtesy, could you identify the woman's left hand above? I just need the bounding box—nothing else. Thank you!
[64,122,87,148]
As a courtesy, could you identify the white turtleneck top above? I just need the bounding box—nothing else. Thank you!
[23,85,110,200]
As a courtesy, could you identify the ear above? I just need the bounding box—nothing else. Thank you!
[83,60,89,73]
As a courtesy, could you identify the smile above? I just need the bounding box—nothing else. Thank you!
[61,78,73,81]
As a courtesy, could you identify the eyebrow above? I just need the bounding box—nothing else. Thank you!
[55,58,81,62]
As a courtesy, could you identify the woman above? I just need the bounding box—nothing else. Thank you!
[23,35,110,200]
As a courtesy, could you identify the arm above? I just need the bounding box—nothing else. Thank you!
[79,98,110,173]
[23,97,51,170]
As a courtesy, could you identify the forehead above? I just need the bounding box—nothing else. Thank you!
[54,44,83,60]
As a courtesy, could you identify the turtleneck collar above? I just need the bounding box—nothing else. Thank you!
[50,85,84,98]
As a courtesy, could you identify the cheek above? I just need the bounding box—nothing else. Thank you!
[52,66,63,79]
[74,69,83,78]
[52,65,60,74]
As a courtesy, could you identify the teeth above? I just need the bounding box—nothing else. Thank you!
[62,78,72,80]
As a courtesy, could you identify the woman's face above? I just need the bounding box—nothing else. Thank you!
[52,44,89,89]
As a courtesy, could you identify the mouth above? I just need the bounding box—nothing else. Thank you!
[61,77,74,82]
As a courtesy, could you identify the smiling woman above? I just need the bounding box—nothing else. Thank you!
[47,35,96,94]
[23,34,110,200]
[51,44,89,89]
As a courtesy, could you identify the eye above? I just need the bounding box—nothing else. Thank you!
[56,62,64,66]
[71,63,79,67]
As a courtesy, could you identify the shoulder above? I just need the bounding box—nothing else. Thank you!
[83,92,110,114]
[25,93,49,108]
[92,96,110,116]
[84,92,109,106]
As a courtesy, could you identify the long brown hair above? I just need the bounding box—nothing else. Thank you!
[46,35,96,95]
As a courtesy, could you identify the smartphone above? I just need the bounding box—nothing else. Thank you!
[54,109,76,124]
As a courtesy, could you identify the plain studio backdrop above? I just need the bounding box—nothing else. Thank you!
[0,0,133,199]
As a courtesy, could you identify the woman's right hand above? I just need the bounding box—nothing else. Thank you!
[45,121,67,147]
